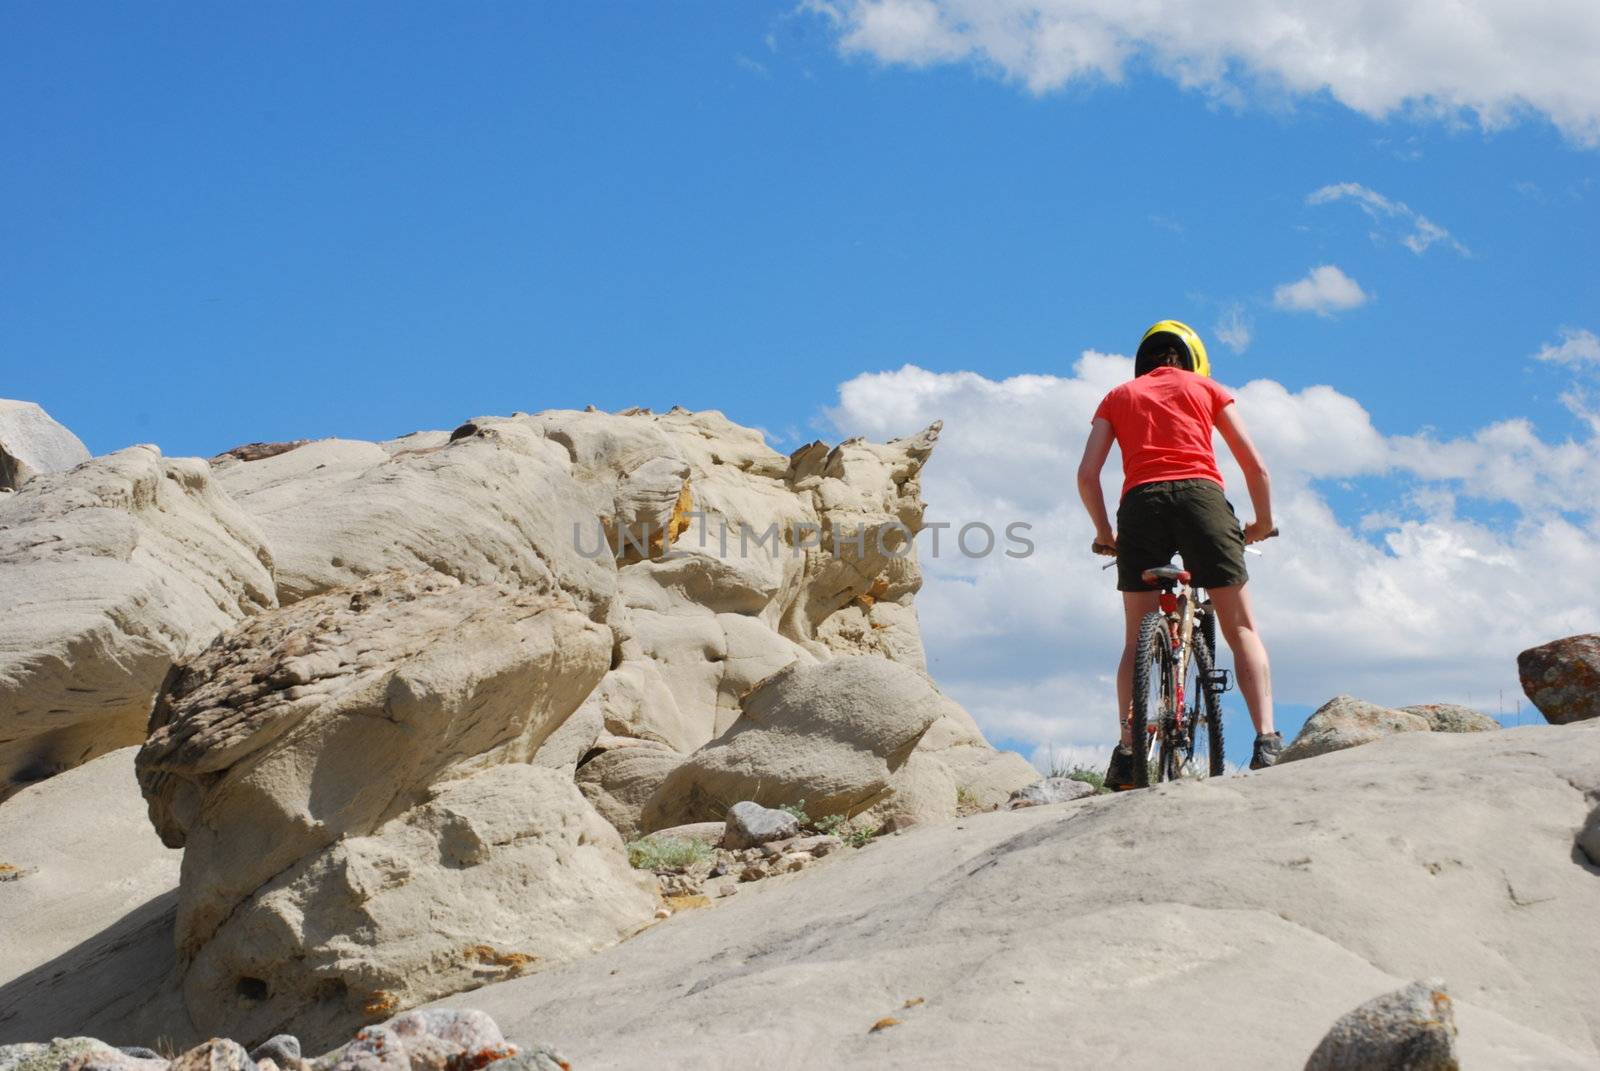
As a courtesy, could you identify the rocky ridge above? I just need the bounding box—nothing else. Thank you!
[0,400,1036,1051]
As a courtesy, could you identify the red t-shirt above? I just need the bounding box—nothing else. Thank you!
[1091,367,1235,497]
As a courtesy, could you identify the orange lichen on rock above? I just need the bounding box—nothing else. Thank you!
[362,991,400,1019]
[650,479,694,555]
[464,944,539,975]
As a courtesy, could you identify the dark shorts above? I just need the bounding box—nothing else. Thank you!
[1115,479,1249,592]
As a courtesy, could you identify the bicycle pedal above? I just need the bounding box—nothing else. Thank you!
[1202,668,1232,694]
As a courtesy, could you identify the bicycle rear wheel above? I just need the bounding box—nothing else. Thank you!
[1130,611,1173,789]
[1184,619,1227,777]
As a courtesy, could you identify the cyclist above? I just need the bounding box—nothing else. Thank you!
[1076,320,1280,789]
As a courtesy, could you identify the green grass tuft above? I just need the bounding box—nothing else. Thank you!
[626,835,712,871]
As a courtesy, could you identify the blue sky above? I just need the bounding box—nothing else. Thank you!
[5,2,1598,760]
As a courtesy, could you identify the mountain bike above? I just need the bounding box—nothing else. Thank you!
[1093,532,1276,787]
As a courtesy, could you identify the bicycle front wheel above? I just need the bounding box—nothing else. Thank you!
[1130,611,1173,789]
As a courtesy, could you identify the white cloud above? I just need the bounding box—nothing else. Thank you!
[1272,265,1370,316]
[1534,327,1600,366]
[1214,305,1252,353]
[1533,328,1600,433]
[827,354,1600,758]
[1307,183,1469,256]
[807,0,1600,145]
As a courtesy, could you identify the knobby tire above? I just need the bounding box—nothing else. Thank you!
[1130,611,1169,789]
[1189,619,1227,777]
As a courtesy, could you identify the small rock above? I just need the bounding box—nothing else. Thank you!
[170,1040,254,1071]
[8,1040,142,1071]
[739,862,769,882]
[249,1037,301,1069]
[655,907,672,919]
[1005,777,1097,810]
[318,1027,408,1071]
[1518,634,1600,724]
[483,1049,571,1071]
[788,834,843,857]
[722,801,801,849]
[1397,704,1499,733]
[63,1047,168,1071]
[1304,978,1458,1071]
[0,1042,47,1071]
[385,1010,513,1071]
[776,851,815,873]
[759,842,784,859]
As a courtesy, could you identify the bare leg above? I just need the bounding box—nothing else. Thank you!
[1117,591,1161,748]
[1206,582,1274,735]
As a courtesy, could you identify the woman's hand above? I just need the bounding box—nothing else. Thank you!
[1243,520,1276,545]
[1092,530,1118,555]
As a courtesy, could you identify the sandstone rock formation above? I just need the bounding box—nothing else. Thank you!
[209,429,613,615]
[134,570,646,1048]
[1518,633,1600,724]
[1280,695,1499,764]
[642,657,1035,833]
[1,400,1036,1051]
[0,399,89,492]
[0,447,275,800]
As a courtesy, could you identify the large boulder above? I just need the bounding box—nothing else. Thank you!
[211,423,614,617]
[574,745,684,841]
[642,656,1031,830]
[1280,696,1500,764]
[134,569,637,1049]
[0,399,90,491]
[0,446,275,800]
[1518,634,1600,725]
[137,570,611,963]
[178,763,655,1052]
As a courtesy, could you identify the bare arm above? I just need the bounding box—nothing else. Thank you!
[1214,402,1274,542]
[1077,418,1117,550]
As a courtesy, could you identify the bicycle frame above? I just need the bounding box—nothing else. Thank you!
[1155,581,1198,755]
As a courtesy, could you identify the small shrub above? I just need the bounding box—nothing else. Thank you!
[843,825,880,849]
[1062,766,1107,793]
[626,836,712,871]
[812,813,847,836]
[778,800,811,826]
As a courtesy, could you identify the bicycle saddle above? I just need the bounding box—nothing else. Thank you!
[1142,565,1191,585]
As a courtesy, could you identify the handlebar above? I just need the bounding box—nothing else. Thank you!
[1091,527,1279,559]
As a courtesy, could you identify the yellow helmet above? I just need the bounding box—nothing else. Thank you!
[1138,319,1210,378]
